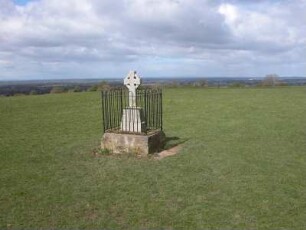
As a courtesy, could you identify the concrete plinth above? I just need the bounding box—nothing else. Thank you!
[101,131,165,156]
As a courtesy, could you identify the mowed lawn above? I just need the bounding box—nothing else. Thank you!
[0,87,305,229]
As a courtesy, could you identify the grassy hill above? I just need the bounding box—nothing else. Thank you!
[1,87,306,229]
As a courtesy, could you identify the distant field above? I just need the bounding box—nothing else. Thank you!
[1,87,305,229]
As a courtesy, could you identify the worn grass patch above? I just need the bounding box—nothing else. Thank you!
[1,87,306,229]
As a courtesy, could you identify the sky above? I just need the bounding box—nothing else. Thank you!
[0,0,305,80]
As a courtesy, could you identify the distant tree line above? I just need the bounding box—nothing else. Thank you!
[164,74,293,88]
[0,81,116,96]
[1,74,305,96]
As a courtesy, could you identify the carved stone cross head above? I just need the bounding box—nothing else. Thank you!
[124,70,141,91]
[124,70,141,107]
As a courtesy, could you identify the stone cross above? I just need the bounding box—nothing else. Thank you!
[124,70,141,107]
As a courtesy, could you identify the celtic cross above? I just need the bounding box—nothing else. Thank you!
[124,70,141,107]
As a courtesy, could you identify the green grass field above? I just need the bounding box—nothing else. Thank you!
[1,87,306,229]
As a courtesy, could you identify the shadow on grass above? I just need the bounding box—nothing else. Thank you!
[162,136,188,150]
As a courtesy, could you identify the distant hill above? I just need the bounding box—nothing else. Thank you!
[0,77,305,96]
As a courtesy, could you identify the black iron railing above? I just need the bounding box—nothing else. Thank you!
[101,88,162,134]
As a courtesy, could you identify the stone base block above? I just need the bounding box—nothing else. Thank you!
[101,131,165,156]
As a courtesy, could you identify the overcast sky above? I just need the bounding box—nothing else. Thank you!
[0,0,305,80]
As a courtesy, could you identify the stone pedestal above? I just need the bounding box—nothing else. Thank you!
[120,107,146,133]
[101,131,165,156]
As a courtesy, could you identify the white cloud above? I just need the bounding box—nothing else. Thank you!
[0,0,305,80]
[218,2,306,47]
